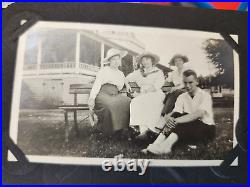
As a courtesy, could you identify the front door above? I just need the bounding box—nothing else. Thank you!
[42,79,64,106]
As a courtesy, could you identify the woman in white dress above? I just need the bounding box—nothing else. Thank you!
[125,52,165,138]
[88,48,131,135]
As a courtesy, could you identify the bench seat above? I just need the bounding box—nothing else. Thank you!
[58,104,89,110]
[59,82,173,142]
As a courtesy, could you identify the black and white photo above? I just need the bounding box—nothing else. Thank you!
[9,21,239,166]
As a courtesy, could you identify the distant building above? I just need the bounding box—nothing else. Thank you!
[20,28,145,108]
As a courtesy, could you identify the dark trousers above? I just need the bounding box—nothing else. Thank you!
[171,112,216,143]
[161,89,185,115]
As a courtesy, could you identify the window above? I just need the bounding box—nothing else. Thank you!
[121,54,134,76]
[80,34,101,67]
[41,29,76,63]
[24,34,39,64]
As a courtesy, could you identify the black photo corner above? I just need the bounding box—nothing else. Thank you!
[2,3,248,184]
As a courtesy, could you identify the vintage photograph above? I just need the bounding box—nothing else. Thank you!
[9,21,239,166]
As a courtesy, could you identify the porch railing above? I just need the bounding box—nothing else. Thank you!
[79,63,99,72]
[23,64,38,70]
[23,62,100,73]
[40,62,76,69]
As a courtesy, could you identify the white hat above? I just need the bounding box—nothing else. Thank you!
[102,48,128,65]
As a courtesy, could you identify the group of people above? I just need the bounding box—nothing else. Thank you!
[88,48,215,155]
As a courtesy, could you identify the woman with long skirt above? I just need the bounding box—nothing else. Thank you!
[88,48,131,136]
[125,52,165,139]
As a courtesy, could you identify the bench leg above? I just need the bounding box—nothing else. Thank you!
[73,111,79,136]
[64,111,69,143]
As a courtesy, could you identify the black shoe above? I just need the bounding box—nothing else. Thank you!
[128,126,140,139]
[113,130,127,141]
[147,130,159,143]
[136,131,149,141]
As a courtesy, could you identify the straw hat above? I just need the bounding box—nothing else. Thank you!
[102,48,128,65]
[169,54,189,66]
[136,52,160,65]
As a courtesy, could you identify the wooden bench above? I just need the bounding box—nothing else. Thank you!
[58,84,93,142]
[59,82,173,142]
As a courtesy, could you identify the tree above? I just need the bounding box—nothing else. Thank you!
[203,39,234,89]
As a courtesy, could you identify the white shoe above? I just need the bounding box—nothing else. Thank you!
[141,149,148,154]
[147,143,172,155]
[152,133,166,145]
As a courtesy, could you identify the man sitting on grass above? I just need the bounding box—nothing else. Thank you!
[142,69,216,155]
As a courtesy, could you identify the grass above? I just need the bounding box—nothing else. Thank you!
[17,107,234,160]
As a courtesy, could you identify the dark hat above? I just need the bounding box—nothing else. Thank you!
[169,54,189,66]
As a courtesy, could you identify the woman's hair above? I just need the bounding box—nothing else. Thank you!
[169,54,189,66]
[183,69,198,80]
[139,56,157,66]
[139,63,159,77]
[139,57,157,74]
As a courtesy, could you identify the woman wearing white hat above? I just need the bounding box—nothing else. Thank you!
[125,52,165,139]
[88,48,131,135]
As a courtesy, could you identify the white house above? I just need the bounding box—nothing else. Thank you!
[20,24,145,108]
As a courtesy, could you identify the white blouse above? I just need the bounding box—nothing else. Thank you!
[125,67,165,92]
[89,67,125,100]
[173,88,215,125]
[168,69,185,89]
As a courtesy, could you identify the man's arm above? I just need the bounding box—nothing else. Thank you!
[174,109,206,124]
[163,109,205,132]
[175,92,213,124]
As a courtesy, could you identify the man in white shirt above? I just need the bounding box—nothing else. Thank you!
[142,69,216,155]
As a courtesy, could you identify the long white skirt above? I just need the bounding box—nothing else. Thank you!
[129,90,165,132]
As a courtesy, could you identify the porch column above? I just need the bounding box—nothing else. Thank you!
[75,32,81,73]
[36,37,42,75]
[132,56,137,70]
[101,42,105,67]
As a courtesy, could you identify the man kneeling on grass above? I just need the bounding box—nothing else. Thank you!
[142,69,216,155]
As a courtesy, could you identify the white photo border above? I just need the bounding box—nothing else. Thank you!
[8,21,240,167]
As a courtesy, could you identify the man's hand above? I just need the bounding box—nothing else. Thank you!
[162,115,177,136]
[164,115,177,129]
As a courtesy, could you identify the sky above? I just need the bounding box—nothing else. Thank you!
[28,22,233,77]
[134,30,219,77]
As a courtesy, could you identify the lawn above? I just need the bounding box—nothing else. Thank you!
[16,107,234,160]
